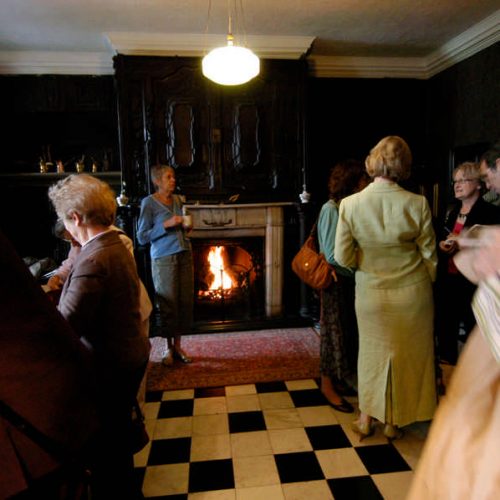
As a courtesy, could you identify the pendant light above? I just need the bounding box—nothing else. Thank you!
[202,0,260,86]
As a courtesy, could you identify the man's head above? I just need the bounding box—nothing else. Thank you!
[480,142,500,194]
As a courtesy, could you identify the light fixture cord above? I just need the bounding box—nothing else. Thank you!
[238,0,248,46]
[203,0,251,51]
[204,0,212,35]
[203,0,212,54]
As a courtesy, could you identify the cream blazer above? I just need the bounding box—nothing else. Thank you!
[334,181,437,288]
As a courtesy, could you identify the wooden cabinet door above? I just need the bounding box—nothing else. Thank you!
[221,82,275,196]
[151,62,220,197]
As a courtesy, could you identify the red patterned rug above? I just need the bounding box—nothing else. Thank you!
[146,327,320,391]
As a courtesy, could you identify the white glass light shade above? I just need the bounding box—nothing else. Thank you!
[202,44,260,85]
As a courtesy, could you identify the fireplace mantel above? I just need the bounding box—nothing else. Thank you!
[186,202,293,317]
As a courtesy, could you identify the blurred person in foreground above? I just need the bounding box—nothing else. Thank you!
[48,174,150,499]
[335,136,438,440]
[317,159,370,412]
[407,222,499,499]
[0,229,99,499]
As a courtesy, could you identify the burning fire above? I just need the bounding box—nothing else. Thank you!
[208,246,234,290]
[197,245,237,299]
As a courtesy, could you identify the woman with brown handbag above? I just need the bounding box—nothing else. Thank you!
[317,160,370,412]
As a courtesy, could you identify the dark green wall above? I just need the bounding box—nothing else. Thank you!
[306,42,499,215]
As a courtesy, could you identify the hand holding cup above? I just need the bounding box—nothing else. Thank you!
[182,214,193,229]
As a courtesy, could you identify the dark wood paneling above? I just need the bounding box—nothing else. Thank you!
[114,55,306,203]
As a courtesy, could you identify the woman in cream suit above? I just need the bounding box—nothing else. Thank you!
[334,136,438,439]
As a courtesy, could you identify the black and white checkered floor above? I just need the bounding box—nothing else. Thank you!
[135,379,431,499]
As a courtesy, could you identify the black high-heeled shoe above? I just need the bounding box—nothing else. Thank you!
[328,397,354,413]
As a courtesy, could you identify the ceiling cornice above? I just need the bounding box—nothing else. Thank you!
[309,9,500,79]
[105,32,315,60]
[0,10,497,78]
[0,51,114,75]
[424,9,500,78]
[308,56,429,80]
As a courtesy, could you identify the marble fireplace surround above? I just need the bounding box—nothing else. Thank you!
[185,202,293,317]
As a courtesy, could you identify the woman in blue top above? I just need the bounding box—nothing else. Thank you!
[137,165,194,366]
[317,160,370,412]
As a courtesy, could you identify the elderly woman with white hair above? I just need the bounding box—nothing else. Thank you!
[48,173,149,499]
[334,136,438,441]
[137,164,194,366]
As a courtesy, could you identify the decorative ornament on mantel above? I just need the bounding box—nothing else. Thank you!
[202,0,260,86]
[116,182,129,207]
[299,183,311,203]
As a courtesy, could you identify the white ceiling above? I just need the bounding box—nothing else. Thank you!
[0,0,499,78]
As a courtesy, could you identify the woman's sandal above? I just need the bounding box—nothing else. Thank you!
[351,420,374,442]
[383,424,404,441]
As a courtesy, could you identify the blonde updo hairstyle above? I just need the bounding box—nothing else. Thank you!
[365,135,412,182]
[48,174,116,226]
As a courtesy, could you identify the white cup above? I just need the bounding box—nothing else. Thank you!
[182,214,193,229]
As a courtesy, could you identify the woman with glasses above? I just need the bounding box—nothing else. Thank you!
[435,161,500,366]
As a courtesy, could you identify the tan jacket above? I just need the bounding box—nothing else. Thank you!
[335,181,437,288]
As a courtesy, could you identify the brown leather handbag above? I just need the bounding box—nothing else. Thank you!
[291,223,337,289]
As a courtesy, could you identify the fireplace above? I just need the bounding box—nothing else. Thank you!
[186,202,292,328]
[192,237,264,322]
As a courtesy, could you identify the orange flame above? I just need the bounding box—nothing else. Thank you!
[207,246,234,290]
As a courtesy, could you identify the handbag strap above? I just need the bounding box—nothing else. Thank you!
[0,400,69,461]
[309,219,320,249]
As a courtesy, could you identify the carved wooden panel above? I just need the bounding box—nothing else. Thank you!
[165,101,195,167]
[151,62,217,196]
[231,103,260,170]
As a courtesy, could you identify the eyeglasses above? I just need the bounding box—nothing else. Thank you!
[452,178,476,185]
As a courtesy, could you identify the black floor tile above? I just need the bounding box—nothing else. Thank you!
[194,386,226,398]
[188,459,235,492]
[147,437,191,465]
[289,388,328,407]
[145,390,163,402]
[355,444,411,474]
[140,378,421,497]
[157,399,194,418]
[133,466,146,492]
[228,410,266,433]
[146,495,187,500]
[305,424,351,450]
[255,381,287,393]
[328,476,383,500]
[274,451,325,483]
